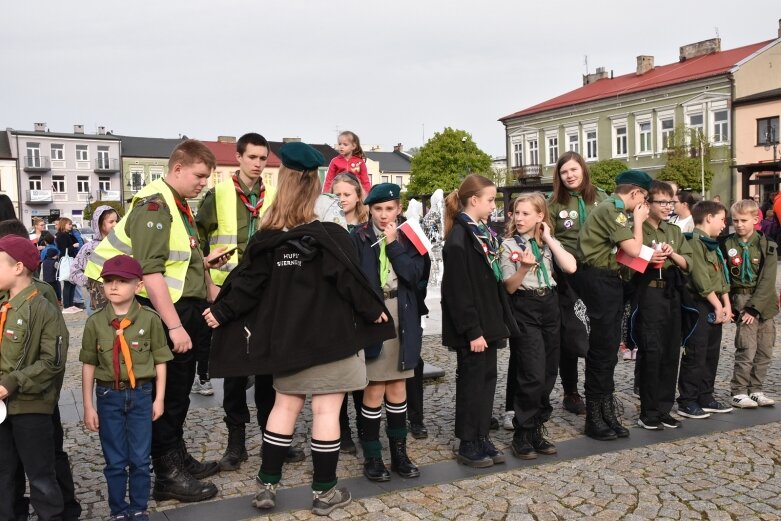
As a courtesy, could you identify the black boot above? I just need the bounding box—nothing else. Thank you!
[457,440,493,468]
[530,422,557,455]
[219,424,248,471]
[584,397,617,441]
[388,437,420,478]
[363,456,391,482]
[152,449,218,503]
[510,429,537,460]
[179,440,220,479]
[601,395,630,438]
[479,436,506,464]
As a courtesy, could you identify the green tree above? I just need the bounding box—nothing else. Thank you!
[406,128,492,196]
[658,124,713,192]
[83,200,125,223]
[589,159,628,193]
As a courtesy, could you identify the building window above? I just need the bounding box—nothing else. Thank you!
[757,116,780,145]
[688,113,703,142]
[52,175,65,193]
[547,135,559,165]
[395,176,403,188]
[97,146,110,169]
[77,176,90,193]
[26,143,41,168]
[381,175,389,183]
[527,139,539,165]
[638,121,652,154]
[585,129,597,160]
[368,174,373,185]
[51,144,64,160]
[660,117,674,150]
[512,142,523,167]
[568,133,579,153]
[149,166,164,182]
[712,110,729,144]
[99,176,111,191]
[76,145,89,161]
[29,176,42,190]
[613,124,627,157]
[129,166,144,191]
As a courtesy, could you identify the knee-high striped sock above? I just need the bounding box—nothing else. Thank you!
[258,430,291,484]
[311,438,340,492]
[360,404,382,458]
[385,399,408,440]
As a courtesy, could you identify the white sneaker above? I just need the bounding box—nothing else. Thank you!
[62,306,81,314]
[731,394,758,409]
[198,379,214,396]
[749,392,775,407]
[190,378,204,394]
[502,410,515,430]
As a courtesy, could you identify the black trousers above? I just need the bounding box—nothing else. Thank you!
[338,390,364,436]
[510,292,561,429]
[556,270,588,393]
[505,337,520,412]
[635,287,682,420]
[0,414,63,521]
[405,356,425,425]
[678,300,722,407]
[573,266,624,399]
[139,296,212,458]
[223,374,276,430]
[454,342,499,441]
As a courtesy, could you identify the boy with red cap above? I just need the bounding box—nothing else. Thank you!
[80,255,173,521]
[0,235,69,521]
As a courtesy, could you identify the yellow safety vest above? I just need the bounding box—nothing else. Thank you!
[209,180,240,286]
[85,179,192,302]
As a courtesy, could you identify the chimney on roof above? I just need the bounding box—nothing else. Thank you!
[636,55,654,75]
[97,126,106,135]
[74,124,84,134]
[217,135,236,143]
[679,38,721,61]
[393,143,403,153]
[34,122,47,133]
[282,137,301,143]
[582,66,610,86]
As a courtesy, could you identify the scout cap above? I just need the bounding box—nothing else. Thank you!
[364,183,401,205]
[279,142,325,172]
[101,254,143,280]
[0,235,40,272]
[615,169,652,191]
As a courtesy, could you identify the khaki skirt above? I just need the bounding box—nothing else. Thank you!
[273,350,367,395]
[366,297,414,382]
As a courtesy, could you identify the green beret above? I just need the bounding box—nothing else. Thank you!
[364,183,401,205]
[615,169,652,191]
[279,142,325,172]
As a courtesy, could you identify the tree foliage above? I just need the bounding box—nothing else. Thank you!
[589,159,628,193]
[658,124,713,192]
[406,128,493,196]
[83,200,125,223]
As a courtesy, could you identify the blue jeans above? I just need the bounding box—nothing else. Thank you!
[96,381,154,516]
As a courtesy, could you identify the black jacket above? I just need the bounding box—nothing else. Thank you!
[208,221,396,377]
[55,231,79,258]
[352,221,429,370]
[441,217,519,348]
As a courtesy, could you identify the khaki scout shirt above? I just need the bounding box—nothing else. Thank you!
[642,220,693,271]
[577,195,634,271]
[196,174,261,258]
[500,236,556,291]
[80,300,172,383]
[125,181,207,299]
[548,188,607,256]
[686,228,730,299]
[722,232,762,290]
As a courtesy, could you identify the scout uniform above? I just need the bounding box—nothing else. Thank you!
[721,231,778,403]
[576,169,651,441]
[0,236,68,521]
[632,220,693,428]
[677,228,731,414]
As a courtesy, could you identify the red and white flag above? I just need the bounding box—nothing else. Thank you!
[616,244,655,273]
[398,220,432,256]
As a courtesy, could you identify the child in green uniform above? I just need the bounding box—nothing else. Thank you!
[720,200,778,408]
[677,201,733,419]
[81,255,172,521]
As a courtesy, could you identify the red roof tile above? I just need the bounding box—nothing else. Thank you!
[202,140,281,167]
[500,40,774,121]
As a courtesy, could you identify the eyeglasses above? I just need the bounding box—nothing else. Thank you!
[649,200,675,207]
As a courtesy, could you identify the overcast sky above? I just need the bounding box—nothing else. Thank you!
[1,1,778,157]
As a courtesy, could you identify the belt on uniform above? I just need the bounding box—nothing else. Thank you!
[647,279,667,289]
[732,287,755,295]
[515,287,556,297]
[383,289,398,300]
[95,378,152,390]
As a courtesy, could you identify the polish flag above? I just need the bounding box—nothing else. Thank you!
[399,220,432,256]
[616,244,655,273]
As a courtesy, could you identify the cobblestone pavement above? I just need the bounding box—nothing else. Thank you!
[52,262,781,521]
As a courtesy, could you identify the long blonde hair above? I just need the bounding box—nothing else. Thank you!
[331,173,368,224]
[444,174,495,237]
[505,192,552,241]
[260,166,321,230]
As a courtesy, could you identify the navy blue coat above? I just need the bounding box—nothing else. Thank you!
[351,221,428,371]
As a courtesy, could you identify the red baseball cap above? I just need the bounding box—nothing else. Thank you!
[0,235,40,273]
[101,255,144,280]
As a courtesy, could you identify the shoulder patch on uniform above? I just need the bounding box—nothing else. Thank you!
[768,243,776,255]
[135,194,165,210]
[615,213,628,226]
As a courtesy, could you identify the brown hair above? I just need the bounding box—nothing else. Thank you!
[260,166,321,230]
[551,151,598,206]
[56,217,72,233]
[505,192,552,240]
[168,139,217,172]
[331,173,368,223]
[339,131,365,159]
[649,180,674,199]
[444,174,495,237]
[692,200,726,225]
[731,199,759,217]
[32,217,45,227]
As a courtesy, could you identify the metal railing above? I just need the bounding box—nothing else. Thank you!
[24,155,50,171]
[94,158,119,171]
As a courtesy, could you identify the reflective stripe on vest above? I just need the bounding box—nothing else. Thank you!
[209,179,241,286]
[84,179,192,303]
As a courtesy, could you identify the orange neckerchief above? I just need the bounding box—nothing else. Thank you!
[0,289,38,353]
[110,317,136,389]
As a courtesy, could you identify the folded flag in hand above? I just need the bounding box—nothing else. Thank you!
[398,220,432,256]
[616,244,655,273]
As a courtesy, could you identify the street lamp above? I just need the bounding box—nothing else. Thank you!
[764,120,779,192]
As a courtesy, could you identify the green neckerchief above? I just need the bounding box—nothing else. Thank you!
[529,238,551,288]
[738,235,757,284]
[379,237,390,287]
[570,192,587,225]
[248,192,257,243]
